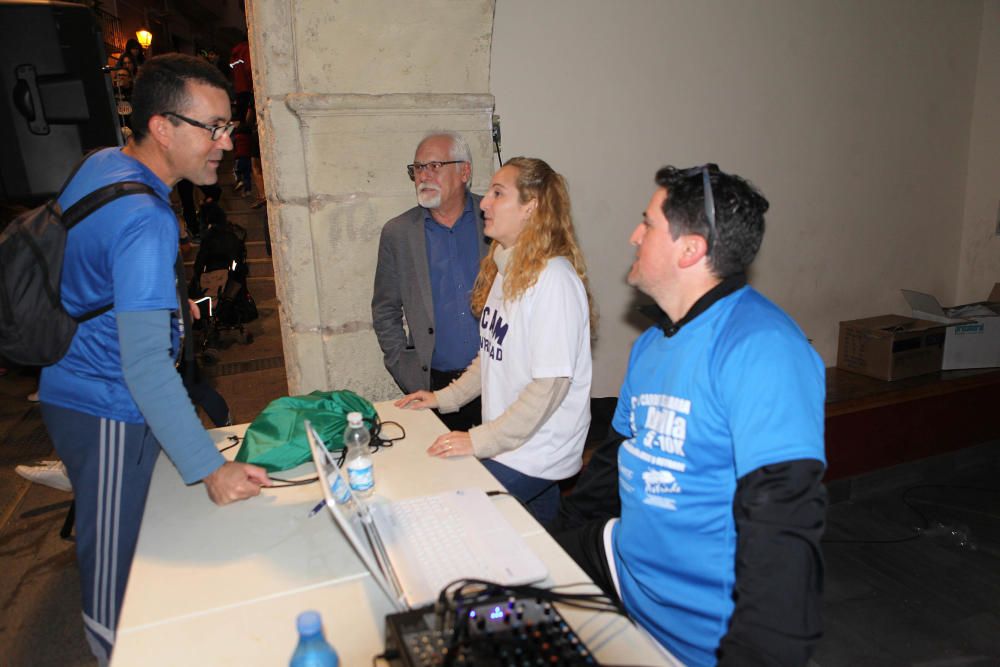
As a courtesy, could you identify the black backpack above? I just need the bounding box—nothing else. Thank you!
[0,154,155,366]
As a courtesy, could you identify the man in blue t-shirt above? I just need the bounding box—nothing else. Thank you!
[554,165,827,666]
[39,54,270,663]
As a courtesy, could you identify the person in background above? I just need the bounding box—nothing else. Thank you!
[232,122,254,197]
[118,38,145,77]
[553,164,827,666]
[397,157,594,526]
[38,54,270,664]
[372,132,490,431]
[229,36,253,125]
[200,47,227,78]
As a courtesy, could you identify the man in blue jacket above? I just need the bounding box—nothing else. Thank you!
[555,164,827,666]
[39,54,270,663]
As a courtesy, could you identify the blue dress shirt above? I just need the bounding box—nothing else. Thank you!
[424,194,482,371]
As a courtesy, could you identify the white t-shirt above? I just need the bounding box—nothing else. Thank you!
[479,256,592,479]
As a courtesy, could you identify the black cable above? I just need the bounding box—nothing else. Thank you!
[435,578,627,666]
[218,434,318,487]
[267,475,318,487]
[220,434,313,487]
[235,419,408,487]
[822,534,921,545]
[330,419,407,468]
[440,578,625,617]
[371,649,398,666]
[218,434,242,453]
[371,419,406,446]
[823,483,1000,545]
[486,489,531,515]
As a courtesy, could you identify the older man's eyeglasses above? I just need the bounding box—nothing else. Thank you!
[163,112,237,142]
[406,160,464,181]
[681,165,717,256]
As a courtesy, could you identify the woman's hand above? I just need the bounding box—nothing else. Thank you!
[395,390,439,410]
[427,431,473,458]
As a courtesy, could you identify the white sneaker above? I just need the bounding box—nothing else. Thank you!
[15,460,72,492]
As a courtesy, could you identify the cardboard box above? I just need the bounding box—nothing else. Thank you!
[901,284,1000,370]
[837,315,947,381]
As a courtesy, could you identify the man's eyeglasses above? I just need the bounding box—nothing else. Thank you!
[163,112,237,142]
[406,160,465,181]
[681,165,717,256]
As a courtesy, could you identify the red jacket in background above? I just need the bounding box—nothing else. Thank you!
[229,41,252,94]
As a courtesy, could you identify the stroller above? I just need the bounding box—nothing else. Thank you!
[188,203,257,349]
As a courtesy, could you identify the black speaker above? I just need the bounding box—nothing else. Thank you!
[0,1,122,205]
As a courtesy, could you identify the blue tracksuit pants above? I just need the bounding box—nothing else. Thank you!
[41,403,160,664]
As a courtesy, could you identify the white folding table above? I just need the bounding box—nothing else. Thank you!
[111,401,679,666]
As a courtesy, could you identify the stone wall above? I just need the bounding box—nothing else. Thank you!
[246,0,496,398]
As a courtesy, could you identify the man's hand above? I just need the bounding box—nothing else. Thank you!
[395,390,438,410]
[203,461,270,505]
[188,298,202,321]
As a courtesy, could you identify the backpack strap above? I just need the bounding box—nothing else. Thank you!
[62,181,157,229]
[62,181,159,323]
[175,251,197,382]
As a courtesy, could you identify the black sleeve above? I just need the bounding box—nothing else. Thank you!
[547,429,625,534]
[717,458,827,667]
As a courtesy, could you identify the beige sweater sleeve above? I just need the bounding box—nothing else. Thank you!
[467,376,571,459]
[433,357,483,413]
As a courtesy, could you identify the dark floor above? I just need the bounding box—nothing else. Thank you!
[816,444,1000,666]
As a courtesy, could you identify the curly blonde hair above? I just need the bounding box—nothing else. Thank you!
[470,157,597,334]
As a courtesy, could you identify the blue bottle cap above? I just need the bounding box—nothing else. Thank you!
[296,610,322,636]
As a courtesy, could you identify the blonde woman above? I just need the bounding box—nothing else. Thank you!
[397,157,595,524]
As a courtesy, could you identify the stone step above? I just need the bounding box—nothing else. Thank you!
[219,190,262,213]
[182,240,268,261]
[245,240,270,260]
[183,275,276,301]
[179,209,268,242]
[248,276,276,301]
[227,210,270,242]
[247,257,274,278]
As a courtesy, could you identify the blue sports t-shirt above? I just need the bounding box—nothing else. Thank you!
[39,148,180,423]
[611,286,826,667]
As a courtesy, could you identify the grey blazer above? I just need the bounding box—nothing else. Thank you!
[371,193,488,393]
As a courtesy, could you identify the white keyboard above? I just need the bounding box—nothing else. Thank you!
[388,494,486,592]
[369,488,548,607]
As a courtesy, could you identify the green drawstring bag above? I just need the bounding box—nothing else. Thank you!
[234,390,378,472]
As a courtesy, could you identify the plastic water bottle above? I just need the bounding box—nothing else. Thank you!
[344,411,374,497]
[327,464,355,509]
[290,610,339,667]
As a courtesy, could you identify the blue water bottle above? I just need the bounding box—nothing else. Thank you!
[290,610,339,667]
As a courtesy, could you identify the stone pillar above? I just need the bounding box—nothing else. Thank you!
[246,1,496,399]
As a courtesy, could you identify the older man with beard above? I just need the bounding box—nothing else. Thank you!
[372,132,490,431]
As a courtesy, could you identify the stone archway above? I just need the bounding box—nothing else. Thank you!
[246,1,496,398]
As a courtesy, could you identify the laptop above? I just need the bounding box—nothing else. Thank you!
[305,420,549,610]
